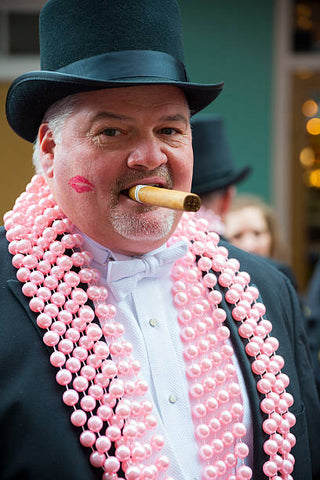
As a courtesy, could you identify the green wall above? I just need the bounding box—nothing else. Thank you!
[179,0,275,201]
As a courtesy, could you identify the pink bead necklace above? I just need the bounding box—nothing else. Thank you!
[4,175,296,480]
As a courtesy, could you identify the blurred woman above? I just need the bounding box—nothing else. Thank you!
[224,194,287,261]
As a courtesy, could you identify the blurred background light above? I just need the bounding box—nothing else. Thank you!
[300,146,316,167]
[302,99,319,117]
[306,117,320,135]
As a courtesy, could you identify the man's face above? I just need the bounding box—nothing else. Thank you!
[40,85,193,255]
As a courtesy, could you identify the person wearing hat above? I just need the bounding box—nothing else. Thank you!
[191,114,251,235]
[191,115,299,283]
[1,1,319,479]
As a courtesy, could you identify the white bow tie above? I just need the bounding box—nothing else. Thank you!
[106,241,187,301]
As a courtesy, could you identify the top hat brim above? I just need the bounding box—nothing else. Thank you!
[193,165,251,195]
[6,70,223,143]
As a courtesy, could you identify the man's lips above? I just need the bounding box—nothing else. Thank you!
[120,180,168,198]
[68,175,94,193]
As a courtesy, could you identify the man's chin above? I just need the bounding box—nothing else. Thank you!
[111,208,176,243]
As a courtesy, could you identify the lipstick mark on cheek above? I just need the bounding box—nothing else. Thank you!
[68,175,95,193]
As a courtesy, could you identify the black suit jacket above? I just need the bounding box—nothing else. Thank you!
[0,228,319,480]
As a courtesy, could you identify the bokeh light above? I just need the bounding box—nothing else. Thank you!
[309,169,320,188]
[300,146,315,167]
[302,99,318,117]
[306,117,320,135]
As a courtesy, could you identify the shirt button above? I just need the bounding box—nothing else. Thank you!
[168,394,177,404]
[149,318,157,327]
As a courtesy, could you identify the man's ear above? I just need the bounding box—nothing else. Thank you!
[38,123,56,178]
[221,186,236,217]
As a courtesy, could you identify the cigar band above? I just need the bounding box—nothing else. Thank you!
[132,185,146,203]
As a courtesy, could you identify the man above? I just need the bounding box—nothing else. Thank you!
[1,1,319,479]
[191,114,251,235]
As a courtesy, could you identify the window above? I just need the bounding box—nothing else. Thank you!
[293,0,320,52]
[6,12,39,55]
[0,1,45,79]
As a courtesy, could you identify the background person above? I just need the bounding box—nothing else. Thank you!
[191,114,251,235]
[304,258,320,397]
[224,194,286,261]
[224,194,300,291]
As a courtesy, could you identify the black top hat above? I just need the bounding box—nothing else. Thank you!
[191,114,251,195]
[6,0,224,143]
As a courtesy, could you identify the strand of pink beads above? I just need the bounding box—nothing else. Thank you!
[168,215,296,480]
[4,174,296,480]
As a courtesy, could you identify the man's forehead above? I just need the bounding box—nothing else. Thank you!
[87,111,190,126]
[73,85,189,112]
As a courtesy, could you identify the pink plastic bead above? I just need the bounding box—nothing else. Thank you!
[197,256,212,271]
[125,466,142,480]
[203,465,218,479]
[235,442,249,458]
[43,330,59,347]
[89,451,105,468]
[56,369,72,386]
[97,405,113,421]
[262,460,278,477]
[96,435,111,453]
[236,465,252,479]
[70,409,87,427]
[51,321,67,335]
[80,430,96,447]
[257,378,272,394]
[71,288,88,305]
[104,457,120,473]
[79,305,95,322]
[70,252,86,269]
[263,418,278,435]
[80,395,97,412]
[87,415,103,433]
[232,306,247,321]
[202,272,217,288]
[73,375,89,392]
[63,389,79,406]
[37,313,52,329]
[22,281,38,297]
[251,359,267,375]
[73,346,88,361]
[260,397,275,414]
[232,422,247,438]
[105,425,121,441]
[58,338,74,354]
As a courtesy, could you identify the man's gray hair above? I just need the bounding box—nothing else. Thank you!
[32,95,79,174]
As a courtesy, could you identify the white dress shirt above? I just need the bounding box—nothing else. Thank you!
[80,232,253,479]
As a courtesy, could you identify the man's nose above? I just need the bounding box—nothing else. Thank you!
[127,137,168,170]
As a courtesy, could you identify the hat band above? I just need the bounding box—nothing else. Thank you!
[56,50,189,82]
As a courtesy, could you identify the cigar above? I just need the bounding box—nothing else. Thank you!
[128,185,201,212]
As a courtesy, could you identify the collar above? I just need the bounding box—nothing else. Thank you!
[76,228,188,267]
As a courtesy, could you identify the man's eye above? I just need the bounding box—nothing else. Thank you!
[100,128,120,137]
[160,127,176,135]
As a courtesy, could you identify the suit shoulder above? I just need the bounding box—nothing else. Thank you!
[0,226,16,278]
[0,227,10,258]
[219,238,277,272]
[219,239,290,286]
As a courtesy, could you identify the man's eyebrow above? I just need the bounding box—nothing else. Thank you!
[89,112,190,125]
[90,111,134,123]
[159,114,189,124]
